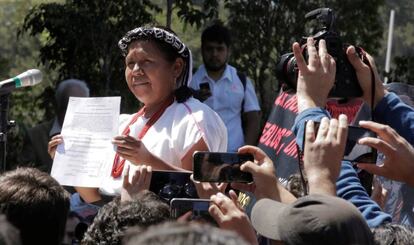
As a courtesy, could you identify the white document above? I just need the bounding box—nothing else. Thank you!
[51,97,120,187]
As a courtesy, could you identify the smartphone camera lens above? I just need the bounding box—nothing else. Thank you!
[158,183,182,202]
[183,182,198,198]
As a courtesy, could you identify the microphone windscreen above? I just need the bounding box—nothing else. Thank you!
[17,69,42,87]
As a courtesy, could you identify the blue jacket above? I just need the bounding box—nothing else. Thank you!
[291,97,397,227]
[374,92,414,226]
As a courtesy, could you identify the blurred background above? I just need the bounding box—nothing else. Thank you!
[0,0,413,166]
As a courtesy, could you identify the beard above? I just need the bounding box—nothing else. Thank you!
[204,61,226,72]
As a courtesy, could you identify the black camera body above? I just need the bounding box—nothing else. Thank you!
[276,8,363,98]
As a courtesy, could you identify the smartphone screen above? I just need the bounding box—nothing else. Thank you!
[306,122,377,163]
[192,152,254,183]
[170,198,211,219]
[149,170,198,203]
[200,82,210,92]
[342,125,378,163]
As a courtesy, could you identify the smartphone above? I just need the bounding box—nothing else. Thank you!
[306,121,377,163]
[149,170,198,203]
[199,82,210,92]
[193,152,254,183]
[170,198,211,219]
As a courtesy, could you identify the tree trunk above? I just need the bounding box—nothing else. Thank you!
[166,0,173,28]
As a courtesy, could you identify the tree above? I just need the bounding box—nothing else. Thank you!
[225,0,385,121]
[21,0,161,113]
[0,0,59,170]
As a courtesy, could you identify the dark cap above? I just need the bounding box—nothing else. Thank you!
[251,194,374,245]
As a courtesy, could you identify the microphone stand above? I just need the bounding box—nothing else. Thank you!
[0,93,14,172]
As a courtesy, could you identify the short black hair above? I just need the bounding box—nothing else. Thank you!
[201,23,231,48]
[122,221,250,245]
[0,167,70,245]
[81,190,170,245]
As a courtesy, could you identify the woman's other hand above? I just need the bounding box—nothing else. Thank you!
[48,134,63,159]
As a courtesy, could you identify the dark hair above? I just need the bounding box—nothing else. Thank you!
[0,215,21,245]
[122,221,249,245]
[201,22,231,48]
[287,173,307,198]
[371,223,414,245]
[0,167,70,245]
[118,26,193,103]
[55,79,90,113]
[81,190,170,245]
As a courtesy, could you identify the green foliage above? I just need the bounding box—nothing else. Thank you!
[225,0,385,120]
[0,0,58,168]
[174,0,219,29]
[21,0,161,113]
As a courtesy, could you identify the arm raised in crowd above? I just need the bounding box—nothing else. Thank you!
[293,37,336,112]
[357,121,414,187]
[347,46,414,145]
[291,38,393,227]
[304,115,348,196]
[121,165,152,202]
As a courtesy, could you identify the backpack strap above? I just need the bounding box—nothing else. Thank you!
[237,72,247,114]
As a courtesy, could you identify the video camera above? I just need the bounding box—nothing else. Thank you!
[275,8,363,98]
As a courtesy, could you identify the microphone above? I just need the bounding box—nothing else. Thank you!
[0,69,42,94]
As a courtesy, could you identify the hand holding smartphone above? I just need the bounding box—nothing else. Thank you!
[193,152,254,183]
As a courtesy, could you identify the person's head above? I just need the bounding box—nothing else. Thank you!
[81,190,170,245]
[201,23,231,72]
[122,221,249,245]
[118,26,193,105]
[55,79,90,124]
[251,194,374,245]
[371,223,414,245]
[0,167,70,245]
[0,215,21,245]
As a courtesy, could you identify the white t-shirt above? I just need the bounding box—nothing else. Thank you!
[100,97,227,195]
[190,64,261,152]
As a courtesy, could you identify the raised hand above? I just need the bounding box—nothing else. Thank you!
[121,164,152,202]
[304,115,348,195]
[293,37,336,112]
[346,46,388,108]
[357,121,414,187]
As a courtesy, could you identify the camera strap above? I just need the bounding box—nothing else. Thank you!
[359,48,376,121]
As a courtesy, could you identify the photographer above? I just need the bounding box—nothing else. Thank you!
[291,36,414,227]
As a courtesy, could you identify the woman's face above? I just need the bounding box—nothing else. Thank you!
[125,40,182,106]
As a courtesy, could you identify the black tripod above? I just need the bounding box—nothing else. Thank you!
[0,93,15,172]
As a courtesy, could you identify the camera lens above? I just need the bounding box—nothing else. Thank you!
[158,183,182,202]
[183,182,198,198]
[275,53,298,89]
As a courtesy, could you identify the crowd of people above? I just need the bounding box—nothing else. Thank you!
[0,21,414,245]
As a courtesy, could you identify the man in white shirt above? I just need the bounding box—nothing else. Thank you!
[190,23,261,152]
